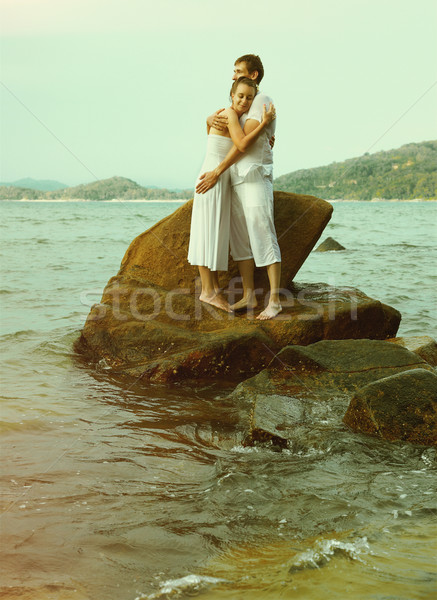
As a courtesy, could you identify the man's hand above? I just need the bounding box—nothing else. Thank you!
[196,170,219,194]
[207,108,228,132]
[269,134,275,149]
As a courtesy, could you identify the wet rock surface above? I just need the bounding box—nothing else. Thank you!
[343,368,437,446]
[229,339,436,447]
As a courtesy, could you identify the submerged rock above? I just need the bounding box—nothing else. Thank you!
[344,368,437,446]
[314,236,346,252]
[229,339,435,447]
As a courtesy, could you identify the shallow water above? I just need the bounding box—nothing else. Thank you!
[0,200,436,599]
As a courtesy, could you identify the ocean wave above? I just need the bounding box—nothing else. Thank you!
[0,329,38,340]
[135,574,227,599]
[231,445,261,453]
[288,536,371,573]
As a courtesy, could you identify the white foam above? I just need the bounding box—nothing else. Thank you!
[136,574,226,599]
[231,445,260,453]
[289,537,371,572]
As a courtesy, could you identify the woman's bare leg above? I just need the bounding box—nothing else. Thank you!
[212,271,221,294]
[198,266,232,312]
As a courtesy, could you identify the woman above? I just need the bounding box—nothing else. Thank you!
[187,77,276,312]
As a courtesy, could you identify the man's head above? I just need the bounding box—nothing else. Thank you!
[233,54,264,85]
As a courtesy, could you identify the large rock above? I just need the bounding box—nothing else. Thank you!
[116,192,333,292]
[270,338,425,388]
[229,339,435,447]
[343,369,437,446]
[75,193,401,383]
[76,282,401,383]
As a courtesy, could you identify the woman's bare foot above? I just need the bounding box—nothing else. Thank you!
[230,294,258,312]
[256,302,282,320]
[199,292,233,313]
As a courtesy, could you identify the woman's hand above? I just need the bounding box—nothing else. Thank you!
[262,102,276,124]
[196,169,219,194]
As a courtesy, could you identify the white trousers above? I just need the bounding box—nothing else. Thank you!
[230,169,281,268]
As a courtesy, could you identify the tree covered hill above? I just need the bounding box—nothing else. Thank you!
[2,141,436,201]
[0,176,193,200]
[273,140,437,200]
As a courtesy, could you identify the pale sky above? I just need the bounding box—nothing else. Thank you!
[1,0,436,188]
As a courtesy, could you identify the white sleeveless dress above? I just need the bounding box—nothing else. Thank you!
[188,134,233,271]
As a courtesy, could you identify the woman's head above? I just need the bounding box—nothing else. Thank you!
[230,77,257,115]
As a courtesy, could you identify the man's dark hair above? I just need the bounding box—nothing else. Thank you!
[235,54,264,84]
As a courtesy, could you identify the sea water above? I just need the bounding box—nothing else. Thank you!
[0,200,436,599]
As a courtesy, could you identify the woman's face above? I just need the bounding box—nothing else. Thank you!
[231,83,256,115]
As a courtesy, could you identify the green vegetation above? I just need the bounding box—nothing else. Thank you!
[2,141,436,201]
[0,176,193,201]
[274,140,437,200]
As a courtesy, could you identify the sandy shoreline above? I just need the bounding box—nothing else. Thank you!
[2,198,435,203]
[2,198,189,203]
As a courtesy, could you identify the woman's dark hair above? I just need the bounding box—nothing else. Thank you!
[235,54,264,84]
[229,76,258,100]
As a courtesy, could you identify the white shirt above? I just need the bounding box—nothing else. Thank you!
[231,91,275,183]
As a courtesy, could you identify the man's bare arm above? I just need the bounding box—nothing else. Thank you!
[195,144,242,194]
[206,108,228,132]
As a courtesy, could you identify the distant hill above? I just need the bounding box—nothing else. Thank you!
[2,141,435,201]
[0,177,68,191]
[0,176,193,201]
[274,140,437,200]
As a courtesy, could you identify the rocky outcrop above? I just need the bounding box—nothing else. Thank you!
[314,237,346,251]
[76,191,401,382]
[76,281,401,383]
[343,369,437,446]
[229,339,435,447]
[75,192,435,446]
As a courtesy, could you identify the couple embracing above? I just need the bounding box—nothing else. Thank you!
[188,54,282,321]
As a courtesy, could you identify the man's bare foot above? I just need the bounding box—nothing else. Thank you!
[230,295,258,312]
[199,292,233,313]
[256,302,282,320]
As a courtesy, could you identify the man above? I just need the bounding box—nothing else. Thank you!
[196,54,282,320]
